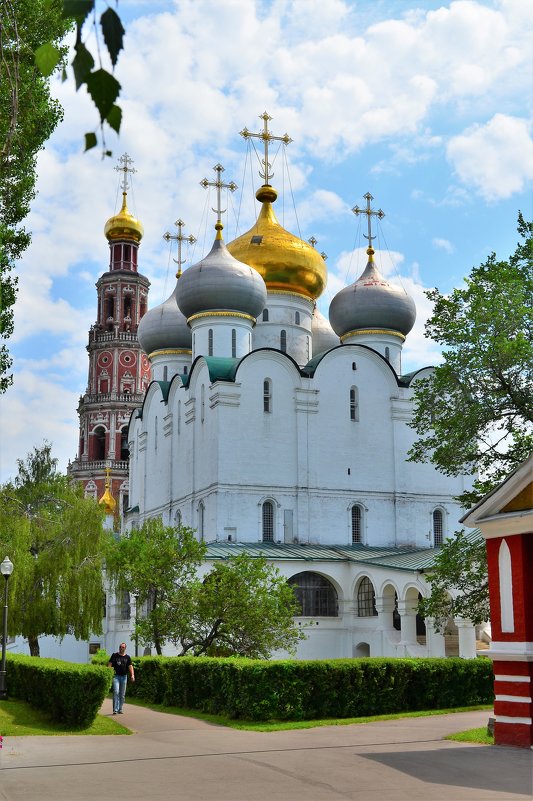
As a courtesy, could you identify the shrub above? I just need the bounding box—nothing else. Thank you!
[109,655,494,721]
[7,654,110,727]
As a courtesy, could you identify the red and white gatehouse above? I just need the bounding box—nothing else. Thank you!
[68,155,151,519]
[462,455,533,749]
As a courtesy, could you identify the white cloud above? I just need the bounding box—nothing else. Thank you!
[447,114,533,200]
[432,237,455,253]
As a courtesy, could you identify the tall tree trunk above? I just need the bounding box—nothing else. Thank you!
[27,635,40,656]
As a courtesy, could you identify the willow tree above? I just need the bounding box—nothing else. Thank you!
[0,443,112,655]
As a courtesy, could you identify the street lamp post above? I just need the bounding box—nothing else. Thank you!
[0,557,14,700]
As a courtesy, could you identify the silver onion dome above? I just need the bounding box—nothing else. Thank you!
[328,249,416,338]
[137,282,191,356]
[176,237,267,320]
[311,306,339,354]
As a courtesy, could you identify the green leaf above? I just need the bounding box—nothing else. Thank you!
[106,105,122,134]
[62,0,94,24]
[86,69,121,121]
[100,8,125,68]
[72,41,95,89]
[84,132,97,152]
[35,43,61,77]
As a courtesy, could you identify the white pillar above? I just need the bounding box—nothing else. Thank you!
[397,599,417,644]
[425,617,446,658]
[455,617,477,659]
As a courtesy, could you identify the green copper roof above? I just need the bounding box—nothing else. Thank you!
[181,356,242,388]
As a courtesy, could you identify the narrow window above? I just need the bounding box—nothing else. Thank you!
[123,244,131,264]
[120,428,129,461]
[183,365,188,375]
[198,502,205,541]
[178,400,181,435]
[352,362,357,371]
[350,386,359,421]
[201,384,205,423]
[295,311,300,325]
[262,309,269,322]
[263,379,272,413]
[433,509,443,546]
[231,328,236,358]
[163,366,168,381]
[385,346,390,362]
[357,577,378,617]
[351,505,362,543]
[262,500,274,541]
[208,329,213,356]
[280,329,287,352]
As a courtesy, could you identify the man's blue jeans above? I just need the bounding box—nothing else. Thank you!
[112,674,128,713]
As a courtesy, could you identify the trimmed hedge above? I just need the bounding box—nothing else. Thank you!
[95,654,494,721]
[6,654,111,727]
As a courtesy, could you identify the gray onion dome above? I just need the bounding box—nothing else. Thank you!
[176,236,267,320]
[137,282,191,356]
[311,306,339,354]
[328,249,416,338]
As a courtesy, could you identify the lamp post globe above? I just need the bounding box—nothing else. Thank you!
[0,556,14,700]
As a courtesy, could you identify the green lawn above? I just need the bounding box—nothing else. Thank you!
[0,699,131,736]
[446,726,494,745]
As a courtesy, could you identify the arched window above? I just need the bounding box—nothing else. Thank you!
[351,505,362,543]
[120,428,129,461]
[357,577,378,617]
[93,426,106,460]
[295,311,300,325]
[263,379,272,413]
[118,591,131,621]
[208,329,213,356]
[288,572,338,617]
[175,509,182,529]
[231,329,236,358]
[198,502,205,541]
[163,366,168,381]
[385,346,390,362]
[350,386,359,421]
[433,509,444,546]
[280,329,287,352]
[262,500,274,541]
[183,365,188,375]
[262,308,269,322]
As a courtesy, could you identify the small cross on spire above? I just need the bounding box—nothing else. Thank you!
[200,164,237,234]
[352,192,385,248]
[163,220,197,277]
[308,236,318,248]
[114,153,137,193]
[240,111,292,186]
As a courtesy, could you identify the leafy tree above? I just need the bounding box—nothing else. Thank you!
[106,519,207,656]
[0,0,70,392]
[35,1,126,154]
[409,213,533,507]
[175,554,305,658]
[419,530,490,630]
[0,443,112,655]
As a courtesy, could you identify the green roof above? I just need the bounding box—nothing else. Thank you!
[181,356,241,387]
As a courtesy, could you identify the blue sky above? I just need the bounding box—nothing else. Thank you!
[1,0,531,483]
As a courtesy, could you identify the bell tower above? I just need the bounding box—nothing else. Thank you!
[68,154,151,519]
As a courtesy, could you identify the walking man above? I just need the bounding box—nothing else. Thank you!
[108,642,135,714]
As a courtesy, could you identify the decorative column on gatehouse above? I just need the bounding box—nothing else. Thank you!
[68,154,151,521]
[462,456,533,749]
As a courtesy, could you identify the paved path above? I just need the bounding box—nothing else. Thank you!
[0,701,531,801]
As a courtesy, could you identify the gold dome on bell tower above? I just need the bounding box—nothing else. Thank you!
[104,153,144,244]
[227,113,327,301]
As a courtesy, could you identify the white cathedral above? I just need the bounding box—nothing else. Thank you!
[118,119,480,663]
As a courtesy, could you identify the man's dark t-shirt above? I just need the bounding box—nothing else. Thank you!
[109,652,132,676]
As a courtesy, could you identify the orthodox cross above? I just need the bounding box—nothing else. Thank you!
[104,465,112,490]
[240,111,292,186]
[352,192,385,247]
[308,236,327,262]
[114,152,136,192]
[163,219,196,277]
[200,164,237,227]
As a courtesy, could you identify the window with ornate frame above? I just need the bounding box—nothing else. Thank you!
[351,505,362,543]
[433,509,444,546]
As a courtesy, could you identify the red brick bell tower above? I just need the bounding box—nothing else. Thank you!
[68,154,151,520]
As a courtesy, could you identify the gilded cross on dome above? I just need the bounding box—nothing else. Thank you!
[240,111,292,186]
[114,153,137,192]
[352,192,385,248]
[163,219,196,277]
[200,164,237,234]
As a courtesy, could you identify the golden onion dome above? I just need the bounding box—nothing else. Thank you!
[104,192,144,243]
[98,484,116,514]
[227,185,327,301]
